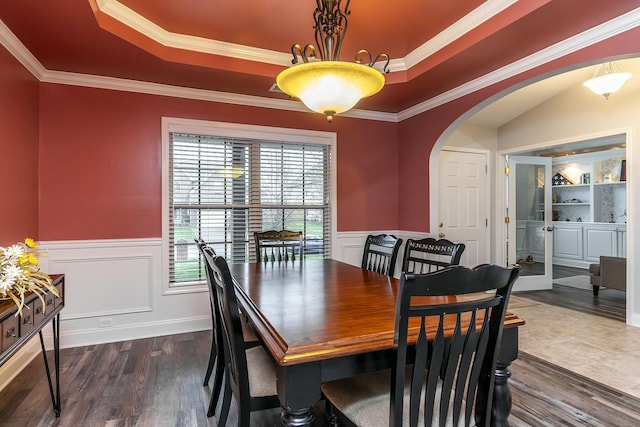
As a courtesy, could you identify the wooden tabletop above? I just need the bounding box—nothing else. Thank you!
[230,259,524,366]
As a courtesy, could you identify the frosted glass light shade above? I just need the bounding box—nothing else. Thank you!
[276,61,385,122]
[583,72,631,98]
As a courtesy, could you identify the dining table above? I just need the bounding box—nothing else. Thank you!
[230,259,524,427]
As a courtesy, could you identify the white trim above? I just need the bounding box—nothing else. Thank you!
[95,0,516,72]
[95,0,291,66]
[397,7,640,121]
[402,0,517,69]
[161,117,338,294]
[1,8,637,122]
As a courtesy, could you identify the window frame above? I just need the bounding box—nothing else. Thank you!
[161,117,337,295]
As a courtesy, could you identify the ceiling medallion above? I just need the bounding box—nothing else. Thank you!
[276,0,390,122]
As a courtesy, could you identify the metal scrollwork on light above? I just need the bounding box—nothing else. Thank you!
[290,0,389,73]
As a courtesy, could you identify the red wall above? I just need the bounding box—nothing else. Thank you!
[37,84,398,240]
[397,27,640,232]
[4,26,640,242]
[0,48,39,245]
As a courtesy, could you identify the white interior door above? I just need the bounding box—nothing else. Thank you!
[438,150,489,267]
[507,155,553,291]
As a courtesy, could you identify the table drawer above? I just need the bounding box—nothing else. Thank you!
[33,297,45,325]
[20,301,36,336]
[54,281,63,308]
[1,315,19,352]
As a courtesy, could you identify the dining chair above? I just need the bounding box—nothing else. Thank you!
[361,234,403,277]
[207,253,281,426]
[321,263,520,427]
[196,239,261,421]
[401,237,465,274]
[254,230,304,262]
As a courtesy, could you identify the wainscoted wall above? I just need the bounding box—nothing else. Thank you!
[33,232,428,349]
[0,231,433,390]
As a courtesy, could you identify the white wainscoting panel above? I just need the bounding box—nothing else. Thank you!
[37,239,211,349]
[49,255,153,319]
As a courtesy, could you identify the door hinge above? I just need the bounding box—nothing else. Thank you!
[505,216,510,224]
[504,166,510,175]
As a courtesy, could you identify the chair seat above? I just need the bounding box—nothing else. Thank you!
[322,368,466,427]
[247,345,278,397]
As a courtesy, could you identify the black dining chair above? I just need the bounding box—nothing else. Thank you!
[361,234,403,277]
[401,237,465,274]
[195,238,261,421]
[321,263,520,427]
[254,230,304,262]
[206,253,281,426]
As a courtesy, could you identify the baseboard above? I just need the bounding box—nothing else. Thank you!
[51,315,212,349]
[0,336,41,392]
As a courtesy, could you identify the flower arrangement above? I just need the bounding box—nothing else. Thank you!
[0,238,58,316]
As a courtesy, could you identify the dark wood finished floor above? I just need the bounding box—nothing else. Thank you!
[517,263,626,322]
[2,331,640,426]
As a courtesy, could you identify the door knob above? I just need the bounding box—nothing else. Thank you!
[438,232,445,238]
[546,226,554,231]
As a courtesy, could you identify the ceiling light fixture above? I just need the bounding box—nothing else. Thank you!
[583,62,631,100]
[276,0,390,123]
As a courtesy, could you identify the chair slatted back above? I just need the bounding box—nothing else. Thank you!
[361,234,403,277]
[391,264,520,427]
[254,230,303,262]
[402,237,465,274]
[205,253,250,403]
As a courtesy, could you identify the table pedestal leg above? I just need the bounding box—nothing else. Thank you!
[277,364,319,427]
[491,360,512,427]
[281,407,315,427]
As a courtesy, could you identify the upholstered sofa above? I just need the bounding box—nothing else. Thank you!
[588,256,626,296]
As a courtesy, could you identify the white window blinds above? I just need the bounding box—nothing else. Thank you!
[168,132,331,286]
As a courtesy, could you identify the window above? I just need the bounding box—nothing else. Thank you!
[162,119,335,291]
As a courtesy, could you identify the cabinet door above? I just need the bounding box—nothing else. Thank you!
[617,227,627,258]
[584,225,617,262]
[553,225,583,259]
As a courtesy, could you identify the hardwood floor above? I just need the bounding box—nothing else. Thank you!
[2,331,640,426]
[517,263,626,322]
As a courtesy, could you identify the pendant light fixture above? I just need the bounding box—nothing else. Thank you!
[276,0,390,123]
[583,62,631,100]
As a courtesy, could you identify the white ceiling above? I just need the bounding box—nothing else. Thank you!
[466,57,640,129]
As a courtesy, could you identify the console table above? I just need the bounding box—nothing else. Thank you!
[0,274,64,416]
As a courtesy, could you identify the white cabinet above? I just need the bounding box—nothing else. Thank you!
[552,223,626,268]
[583,224,617,262]
[553,224,583,260]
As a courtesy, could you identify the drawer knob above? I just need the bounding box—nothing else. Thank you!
[6,327,16,338]
[23,315,31,324]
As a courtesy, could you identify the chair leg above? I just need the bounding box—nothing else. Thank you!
[326,400,340,427]
[215,372,232,426]
[208,354,224,415]
[593,285,600,296]
[203,339,216,386]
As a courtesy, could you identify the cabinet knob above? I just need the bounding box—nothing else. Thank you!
[545,226,554,232]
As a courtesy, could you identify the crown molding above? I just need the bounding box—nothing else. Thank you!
[40,69,398,122]
[0,18,46,77]
[95,0,515,73]
[403,0,517,69]
[398,7,640,121]
[95,0,291,66]
[2,7,639,124]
